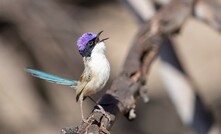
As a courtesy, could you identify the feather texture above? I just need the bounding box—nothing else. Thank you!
[75,42,110,101]
[25,68,77,86]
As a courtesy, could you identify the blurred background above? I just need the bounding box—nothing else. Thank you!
[0,0,221,134]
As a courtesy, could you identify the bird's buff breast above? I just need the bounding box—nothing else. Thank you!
[83,53,110,96]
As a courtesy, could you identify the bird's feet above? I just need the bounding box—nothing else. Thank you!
[99,122,110,134]
[82,115,94,125]
[81,114,95,125]
[94,105,111,122]
[82,118,89,124]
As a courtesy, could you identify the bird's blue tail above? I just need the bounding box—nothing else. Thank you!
[25,68,77,86]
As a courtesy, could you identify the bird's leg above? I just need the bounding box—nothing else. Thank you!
[80,99,89,124]
[88,96,111,122]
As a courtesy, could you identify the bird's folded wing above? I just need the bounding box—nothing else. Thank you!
[76,67,93,101]
[25,68,77,86]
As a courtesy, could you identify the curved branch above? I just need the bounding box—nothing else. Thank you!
[194,0,221,32]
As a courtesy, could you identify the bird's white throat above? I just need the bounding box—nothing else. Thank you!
[92,42,106,54]
[88,41,110,93]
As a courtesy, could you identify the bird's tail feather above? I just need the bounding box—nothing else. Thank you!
[25,68,77,86]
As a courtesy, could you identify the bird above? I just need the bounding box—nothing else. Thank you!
[26,31,110,122]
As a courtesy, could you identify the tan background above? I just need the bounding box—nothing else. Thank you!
[0,0,220,133]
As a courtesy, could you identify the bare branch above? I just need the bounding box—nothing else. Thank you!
[194,0,221,31]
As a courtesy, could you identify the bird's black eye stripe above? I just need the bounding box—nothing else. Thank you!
[79,38,97,57]
[88,40,93,46]
[87,38,96,47]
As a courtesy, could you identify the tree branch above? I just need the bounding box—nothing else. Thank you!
[194,0,221,31]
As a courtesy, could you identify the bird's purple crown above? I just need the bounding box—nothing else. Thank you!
[77,32,96,51]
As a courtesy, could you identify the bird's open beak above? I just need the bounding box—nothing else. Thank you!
[95,31,109,44]
[96,31,103,39]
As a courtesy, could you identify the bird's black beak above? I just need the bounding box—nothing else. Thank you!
[95,31,109,44]
[96,31,103,38]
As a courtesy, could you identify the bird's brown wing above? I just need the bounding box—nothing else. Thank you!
[76,67,92,102]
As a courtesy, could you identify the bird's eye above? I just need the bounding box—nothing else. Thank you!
[88,41,93,46]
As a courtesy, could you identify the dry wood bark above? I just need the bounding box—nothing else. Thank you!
[194,0,221,31]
